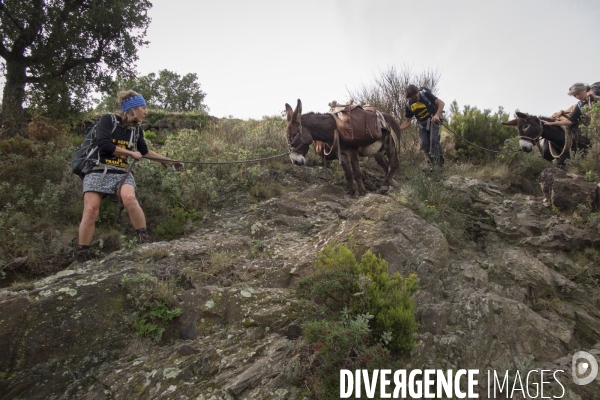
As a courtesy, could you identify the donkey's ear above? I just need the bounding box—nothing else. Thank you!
[502,119,518,127]
[515,111,528,119]
[292,99,302,122]
[285,103,294,122]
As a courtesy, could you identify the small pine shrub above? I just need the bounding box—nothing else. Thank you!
[353,251,419,352]
[294,243,419,399]
[295,244,358,312]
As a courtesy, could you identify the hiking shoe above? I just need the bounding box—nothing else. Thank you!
[75,248,91,263]
[422,167,433,172]
[137,230,151,244]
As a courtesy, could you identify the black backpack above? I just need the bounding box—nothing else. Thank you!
[407,87,439,118]
[591,82,600,97]
[71,114,118,179]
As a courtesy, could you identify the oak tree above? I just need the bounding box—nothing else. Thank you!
[0,0,151,136]
[98,69,207,112]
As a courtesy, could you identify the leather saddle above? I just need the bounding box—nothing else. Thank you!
[329,101,383,146]
[550,104,576,122]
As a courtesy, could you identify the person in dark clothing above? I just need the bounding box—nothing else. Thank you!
[76,90,183,262]
[399,85,446,171]
[542,83,599,128]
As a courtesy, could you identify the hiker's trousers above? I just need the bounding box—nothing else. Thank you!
[418,119,445,166]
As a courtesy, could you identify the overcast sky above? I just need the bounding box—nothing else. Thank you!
[134,0,600,120]
[2,1,597,119]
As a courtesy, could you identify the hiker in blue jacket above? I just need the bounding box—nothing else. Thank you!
[399,85,446,171]
[76,90,183,262]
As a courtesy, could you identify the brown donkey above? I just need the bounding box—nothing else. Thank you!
[284,99,400,196]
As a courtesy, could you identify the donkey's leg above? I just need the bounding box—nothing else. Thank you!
[349,149,366,196]
[381,140,399,190]
[557,151,569,168]
[373,153,389,174]
[339,154,355,196]
[373,152,390,192]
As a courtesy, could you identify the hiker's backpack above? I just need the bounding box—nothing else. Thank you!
[418,87,439,115]
[406,87,439,119]
[71,114,118,179]
[591,82,600,97]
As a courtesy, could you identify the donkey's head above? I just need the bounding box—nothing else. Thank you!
[284,99,312,166]
[503,111,544,153]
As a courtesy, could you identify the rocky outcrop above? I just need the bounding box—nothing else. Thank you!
[539,168,599,211]
[1,176,599,399]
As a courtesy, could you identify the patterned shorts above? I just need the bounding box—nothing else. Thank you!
[82,171,136,195]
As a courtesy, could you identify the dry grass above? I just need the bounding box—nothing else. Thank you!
[449,161,512,183]
[138,246,172,261]
[209,251,235,274]
[180,251,239,287]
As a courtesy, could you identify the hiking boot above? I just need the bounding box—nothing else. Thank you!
[75,248,91,263]
[137,229,151,244]
[422,167,433,173]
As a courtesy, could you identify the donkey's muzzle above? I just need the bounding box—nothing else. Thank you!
[519,139,534,153]
[289,152,306,166]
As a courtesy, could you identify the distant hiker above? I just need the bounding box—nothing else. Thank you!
[75,90,183,262]
[543,83,599,128]
[399,85,446,171]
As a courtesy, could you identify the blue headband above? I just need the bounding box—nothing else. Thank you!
[121,95,146,112]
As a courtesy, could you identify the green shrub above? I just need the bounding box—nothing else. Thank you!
[581,101,600,142]
[143,130,157,142]
[296,244,358,311]
[297,244,419,350]
[133,300,183,341]
[155,207,192,239]
[584,170,598,182]
[294,243,419,398]
[354,251,419,352]
[588,212,600,233]
[448,102,515,160]
[300,316,390,399]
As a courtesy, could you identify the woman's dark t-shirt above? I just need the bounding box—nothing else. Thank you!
[93,114,149,171]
